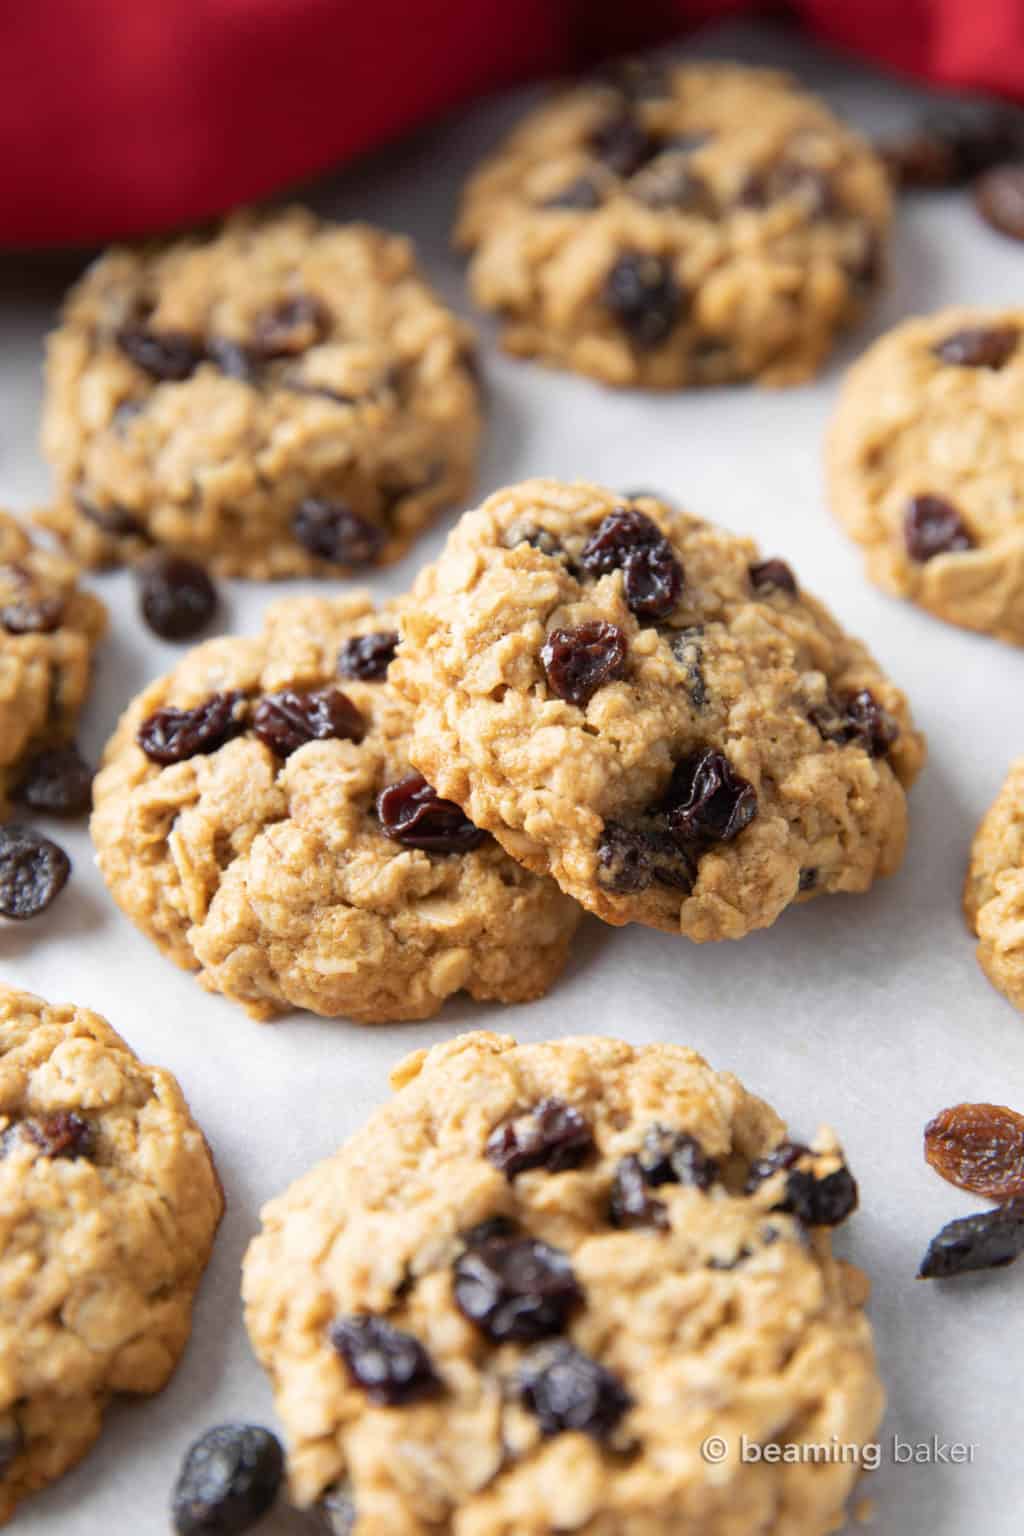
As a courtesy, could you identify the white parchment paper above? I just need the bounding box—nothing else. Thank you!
[3,22,1023,1534]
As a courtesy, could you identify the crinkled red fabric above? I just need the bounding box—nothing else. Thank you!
[4,0,1022,246]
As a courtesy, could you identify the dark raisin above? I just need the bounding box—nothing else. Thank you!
[630,161,715,214]
[918,1197,1024,1279]
[749,558,797,596]
[138,553,219,641]
[337,631,399,681]
[638,1124,719,1190]
[745,1140,809,1193]
[739,163,834,216]
[541,621,628,708]
[520,1342,632,1440]
[589,114,656,177]
[544,177,603,211]
[811,689,899,758]
[14,744,93,816]
[503,522,563,556]
[137,691,247,766]
[454,1232,581,1342]
[0,824,71,919]
[669,627,705,710]
[925,1102,1024,1201]
[904,494,974,561]
[116,326,203,382]
[486,1098,595,1178]
[1,595,64,634]
[603,253,684,349]
[253,688,365,758]
[974,163,1024,241]
[253,295,330,357]
[798,866,818,892]
[662,132,712,156]
[782,1166,859,1226]
[609,1155,668,1230]
[75,494,148,539]
[292,499,385,566]
[171,1423,283,1535]
[663,749,757,848]
[596,821,695,894]
[933,326,1018,369]
[0,1416,22,1475]
[462,1215,519,1247]
[881,133,960,189]
[205,337,256,381]
[329,1315,440,1405]
[580,508,683,620]
[24,1111,95,1160]
[377,773,485,853]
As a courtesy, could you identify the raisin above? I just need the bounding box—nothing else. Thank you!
[744,1140,809,1193]
[503,522,563,556]
[739,162,834,216]
[14,1112,95,1160]
[0,824,71,919]
[918,1198,1024,1279]
[603,253,684,349]
[138,553,219,641]
[580,508,683,619]
[206,337,256,381]
[454,1232,581,1342]
[541,621,628,707]
[171,1423,283,1535]
[292,498,385,566]
[75,495,148,539]
[329,1315,440,1405]
[974,163,1024,242]
[337,631,399,681]
[630,161,715,214]
[663,749,757,848]
[932,326,1018,369]
[377,773,485,853]
[798,866,818,892]
[637,1124,719,1190]
[486,1098,595,1178]
[116,326,204,382]
[137,691,247,765]
[252,295,330,357]
[811,689,899,758]
[596,821,695,894]
[904,494,974,561]
[544,177,603,211]
[14,744,93,816]
[669,627,705,710]
[0,1416,22,1475]
[609,1155,668,1230]
[881,133,960,189]
[924,1102,1024,1201]
[253,688,365,758]
[520,1342,632,1440]
[747,1141,858,1226]
[1,595,64,634]
[749,558,798,596]
[924,107,1023,180]
[589,114,656,176]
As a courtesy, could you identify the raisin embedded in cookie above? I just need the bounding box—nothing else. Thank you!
[242,1032,883,1532]
[39,208,482,578]
[828,305,1024,644]
[964,758,1024,1012]
[392,480,925,941]
[0,986,222,1523]
[90,593,578,1022]
[0,510,106,817]
[455,62,891,388]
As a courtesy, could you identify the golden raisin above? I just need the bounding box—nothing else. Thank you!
[924,1102,1024,1200]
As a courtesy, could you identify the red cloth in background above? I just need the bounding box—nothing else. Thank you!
[4,0,1023,247]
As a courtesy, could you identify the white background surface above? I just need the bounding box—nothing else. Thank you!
[3,21,1023,1534]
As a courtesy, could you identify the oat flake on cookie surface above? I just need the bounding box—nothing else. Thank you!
[828,305,1024,644]
[0,986,222,1523]
[242,1031,884,1534]
[39,207,482,578]
[91,592,578,1023]
[392,479,925,942]
[455,60,891,388]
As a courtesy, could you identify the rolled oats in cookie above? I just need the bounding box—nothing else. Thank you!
[964,758,1024,1012]
[0,986,222,1523]
[392,479,925,941]
[455,61,891,388]
[828,305,1024,643]
[242,1031,884,1533]
[0,510,106,817]
[39,208,482,577]
[91,593,578,1022]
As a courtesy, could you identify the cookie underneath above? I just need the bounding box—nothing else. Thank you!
[964,758,1024,1012]
[243,1031,883,1533]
